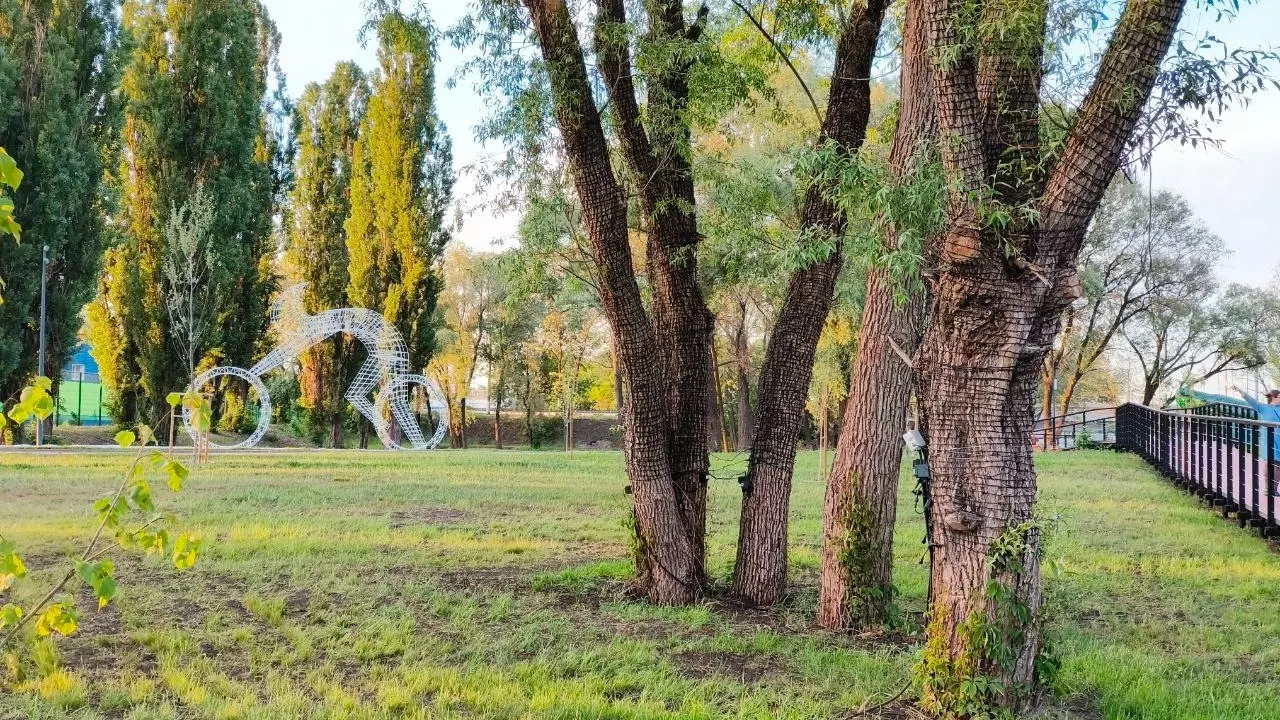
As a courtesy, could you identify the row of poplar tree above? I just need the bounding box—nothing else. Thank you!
[0,0,452,431]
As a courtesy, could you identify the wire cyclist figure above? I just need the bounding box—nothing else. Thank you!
[184,284,447,450]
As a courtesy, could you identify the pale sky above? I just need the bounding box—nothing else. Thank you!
[264,0,1280,287]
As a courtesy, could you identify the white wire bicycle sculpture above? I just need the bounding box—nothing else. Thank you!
[183,284,448,450]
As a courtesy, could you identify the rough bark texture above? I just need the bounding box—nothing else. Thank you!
[816,0,936,630]
[915,0,1187,713]
[730,0,890,606]
[525,0,709,603]
[595,0,713,588]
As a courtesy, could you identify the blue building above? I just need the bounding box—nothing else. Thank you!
[63,342,100,383]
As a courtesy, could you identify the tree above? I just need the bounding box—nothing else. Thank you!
[482,0,724,603]
[430,246,499,447]
[288,62,370,447]
[1042,181,1223,427]
[1125,282,1280,405]
[479,254,538,449]
[345,12,453,384]
[0,0,119,409]
[911,0,1194,712]
[818,0,942,629]
[86,0,280,424]
[729,0,894,606]
[162,185,218,381]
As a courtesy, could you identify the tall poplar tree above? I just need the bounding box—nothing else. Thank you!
[86,0,281,423]
[345,12,453,375]
[289,62,369,446]
[0,0,120,406]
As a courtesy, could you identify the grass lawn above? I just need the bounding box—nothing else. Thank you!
[0,449,1278,719]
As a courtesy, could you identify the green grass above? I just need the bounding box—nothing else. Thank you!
[0,449,1278,719]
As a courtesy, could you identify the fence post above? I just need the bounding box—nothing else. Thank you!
[1211,419,1219,499]
[1235,420,1243,511]
[1268,425,1276,530]
[1251,420,1260,523]
[1191,416,1199,491]
[1227,421,1236,510]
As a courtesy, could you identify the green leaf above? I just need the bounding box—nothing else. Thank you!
[0,213,20,242]
[0,148,22,190]
[127,479,154,513]
[35,603,77,637]
[0,539,26,592]
[94,576,117,608]
[192,407,212,433]
[31,392,54,421]
[165,461,189,493]
[144,528,170,556]
[137,424,154,446]
[172,533,200,570]
[114,430,136,448]
[0,604,22,630]
[75,560,117,609]
[6,404,29,424]
[32,376,51,391]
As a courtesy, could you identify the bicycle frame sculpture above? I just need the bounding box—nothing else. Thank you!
[183,284,448,450]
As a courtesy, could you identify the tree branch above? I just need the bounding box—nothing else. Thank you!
[726,0,822,124]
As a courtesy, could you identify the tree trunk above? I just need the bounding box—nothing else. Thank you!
[1142,381,1159,406]
[590,0,712,598]
[730,0,891,606]
[494,369,503,449]
[915,0,1186,712]
[1056,374,1082,423]
[1039,360,1055,450]
[818,281,928,627]
[817,0,934,630]
[525,401,535,449]
[707,341,727,453]
[732,300,754,451]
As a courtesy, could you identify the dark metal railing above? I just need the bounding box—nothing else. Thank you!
[1116,403,1279,538]
[1034,407,1116,449]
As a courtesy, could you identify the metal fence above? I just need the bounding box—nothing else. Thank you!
[1034,407,1116,449]
[1115,403,1279,538]
[54,373,111,426]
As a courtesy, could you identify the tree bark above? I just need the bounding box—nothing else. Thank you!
[525,0,706,603]
[730,0,890,606]
[915,0,1187,713]
[817,0,935,630]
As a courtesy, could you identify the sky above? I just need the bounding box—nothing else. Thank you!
[263,0,1280,287]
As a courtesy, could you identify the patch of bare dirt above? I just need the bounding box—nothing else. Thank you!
[389,506,470,528]
[672,650,785,683]
[283,589,310,615]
